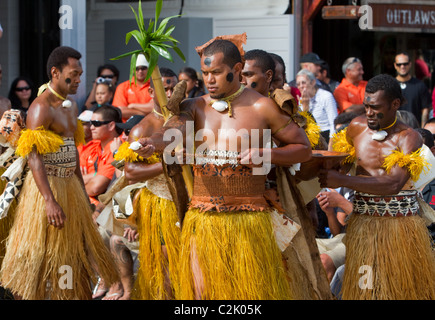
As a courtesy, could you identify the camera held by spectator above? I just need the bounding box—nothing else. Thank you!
[96,77,112,85]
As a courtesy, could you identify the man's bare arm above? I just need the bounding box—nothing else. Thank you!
[262,99,312,166]
[124,162,163,184]
[319,166,410,195]
[319,127,424,194]
[271,119,312,166]
[26,103,66,229]
[128,101,154,114]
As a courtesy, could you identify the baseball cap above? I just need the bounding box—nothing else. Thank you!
[78,110,93,122]
[116,115,145,133]
[136,54,149,68]
[300,52,325,65]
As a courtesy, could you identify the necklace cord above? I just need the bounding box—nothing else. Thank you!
[380,116,397,131]
[47,81,67,101]
[209,85,245,117]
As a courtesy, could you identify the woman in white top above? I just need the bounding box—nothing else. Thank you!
[296,69,338,149]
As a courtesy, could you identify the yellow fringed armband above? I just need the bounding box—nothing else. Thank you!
[299,111,321,148]
[114,141,161,165]
[382,147,430,182]
[331,128,356,164]
[15,127,65,158]
[75,120,86,147]
[114,142,144,163]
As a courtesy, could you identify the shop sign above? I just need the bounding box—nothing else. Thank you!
[371,3,435,32]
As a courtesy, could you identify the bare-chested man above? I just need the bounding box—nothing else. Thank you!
[135,38,311,300]
[105,67,180,300]
[0,46,119,300]
[319,74,435,300]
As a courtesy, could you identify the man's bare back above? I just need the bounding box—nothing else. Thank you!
[128,111,164,144]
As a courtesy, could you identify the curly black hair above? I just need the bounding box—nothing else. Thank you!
[46,46,82,80]
[365,74,405,106]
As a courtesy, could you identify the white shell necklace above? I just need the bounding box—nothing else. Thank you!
[209,85,245,117]
[47,82,72,108]
[372,116,397,141]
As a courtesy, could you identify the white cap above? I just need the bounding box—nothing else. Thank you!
[136,54,149,68]
[78,110,93,122]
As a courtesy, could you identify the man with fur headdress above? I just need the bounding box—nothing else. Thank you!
[134,34,313,300]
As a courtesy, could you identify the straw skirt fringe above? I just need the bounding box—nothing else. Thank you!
[132,188,181,300]
[0,172,119,300]
[178,208,292,300]
[0,171,17,267]
[342,213,435,300]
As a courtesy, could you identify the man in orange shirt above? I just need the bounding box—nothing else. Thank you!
[82,105,123,206]
[333,57,367,114]
[77,110,100,173]
[112,54,154,121]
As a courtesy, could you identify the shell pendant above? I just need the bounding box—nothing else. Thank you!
[372,130,388,141]
[211,100,228,112]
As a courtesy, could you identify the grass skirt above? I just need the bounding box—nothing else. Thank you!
[132,188,181,300]
[0,172,119,300]
[342,213,435,300]
[0,168,17,268]
[178,208,292,300]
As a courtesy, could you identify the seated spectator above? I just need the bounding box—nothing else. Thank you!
[178,67,205,98]
[84,64,120,111]
[90,82,115,111]
[77,110,100,173]
[82,105,124,206]
[112,54,154,121]
[333,57,367,114]
[296,69,338,147]
[7,76,36,116]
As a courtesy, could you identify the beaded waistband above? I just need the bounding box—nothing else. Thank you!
[195,149,239,166]
[190,162,269,212]
[42,138,76,178]
[353,190,419,217]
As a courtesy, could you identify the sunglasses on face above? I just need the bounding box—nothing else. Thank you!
[15,86,31,92]
[90,120,112,127]
[136,66,147,72]
[395,62,410,67]
[100,74,114,79]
